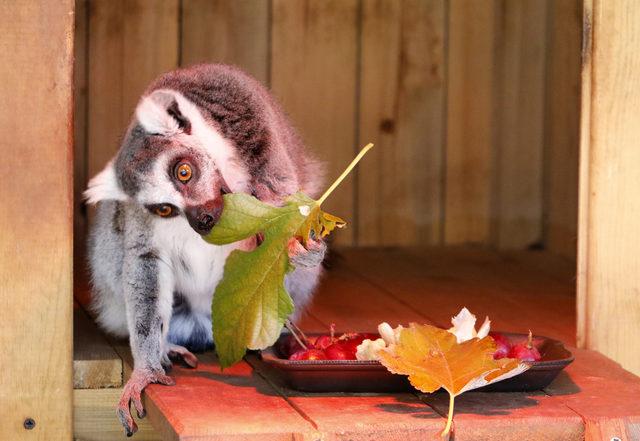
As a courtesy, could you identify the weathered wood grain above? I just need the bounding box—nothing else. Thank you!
[544,0,582,259]
[444,0,498,245]
[181,0,270,85]
[492,0,547,250]
[577,0,640,375]
[74,388,161,441]
[271,0,359,246]
[357,0,445,246]
[0,1,74,438]
[74,306,122,389]
[87,0,179,180]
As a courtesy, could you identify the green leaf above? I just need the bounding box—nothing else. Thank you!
[204,143,373,368]
[205,192,322,367]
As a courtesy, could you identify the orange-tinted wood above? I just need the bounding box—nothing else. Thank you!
[143,353,315,440]
[339,247,576,344]
[0,1,74,439]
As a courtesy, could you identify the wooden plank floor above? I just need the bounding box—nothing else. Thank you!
[74,247,640,440]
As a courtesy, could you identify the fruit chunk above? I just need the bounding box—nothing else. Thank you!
[289,349,327,360]
[508,330,542,362]
[489,332,512,360]
[324,343,354,360]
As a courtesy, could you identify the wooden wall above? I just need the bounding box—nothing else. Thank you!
[75,0,582,255]
[1,1,74,438]
[578,0,640,376]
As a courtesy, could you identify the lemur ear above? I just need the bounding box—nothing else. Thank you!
[135,89,191,136]
[84,161,129,204]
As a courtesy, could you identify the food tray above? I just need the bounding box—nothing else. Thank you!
[259,332,574,393]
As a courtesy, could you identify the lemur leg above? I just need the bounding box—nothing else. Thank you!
[117,212,175,437]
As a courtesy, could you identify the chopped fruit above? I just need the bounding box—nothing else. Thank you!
[356,338,387,360]
[489,332,512,360]
[508,330,542,362]
[325,343,355,360]
[289,349,328,360]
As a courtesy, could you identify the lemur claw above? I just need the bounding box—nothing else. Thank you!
[117,368,175,436]
[288,237,326,268]
[167,343,199,368]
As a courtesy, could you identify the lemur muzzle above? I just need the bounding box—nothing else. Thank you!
[185,199,222,235]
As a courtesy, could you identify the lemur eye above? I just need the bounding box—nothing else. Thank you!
[175,163,192,183]
[154,205,173,217]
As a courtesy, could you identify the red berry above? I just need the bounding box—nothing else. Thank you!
[337,333,379,358]
[280,335,314,357]
[313,335,334,350]
[508,331,542,362]
[325,343,356,360]
[289,349,327,360]
[489,332,512,360]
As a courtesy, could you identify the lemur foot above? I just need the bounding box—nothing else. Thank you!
[167,343,198,368]
[288,237,326,268]
[117,368,175,437]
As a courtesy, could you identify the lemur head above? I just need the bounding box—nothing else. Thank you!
[85,88,251,236]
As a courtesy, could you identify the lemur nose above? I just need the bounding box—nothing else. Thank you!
[198,214,214,231]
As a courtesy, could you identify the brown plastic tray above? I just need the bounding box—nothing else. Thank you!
[259,332,574,393]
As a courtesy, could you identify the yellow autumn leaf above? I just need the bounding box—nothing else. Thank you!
[378,323,529,438]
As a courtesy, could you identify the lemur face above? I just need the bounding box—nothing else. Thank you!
[85,88,251,236]
[134,139,229,235]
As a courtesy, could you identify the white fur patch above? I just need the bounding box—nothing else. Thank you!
[84,161,128,204]
[141,89,251,193]
[136,90,180,136]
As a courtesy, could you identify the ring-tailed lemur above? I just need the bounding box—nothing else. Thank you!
[84,64,326,436]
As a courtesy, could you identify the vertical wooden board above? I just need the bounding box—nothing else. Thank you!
[544,0,582,259]
[181,0,270,85]
[87,0,179,181]
[271,0,359,246]
[492,0,547,249]
[358,0,445,246]
[444,0,497,244]
[75,0,89,264]
[580,0,640,375]
[0,1,74,438]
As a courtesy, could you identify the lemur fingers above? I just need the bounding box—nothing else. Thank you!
[117,368,175,437]
[288,237,327,268]
[167,343,199,368]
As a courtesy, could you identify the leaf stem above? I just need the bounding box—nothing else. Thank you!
[285,320,308,350]
[442,393,455,438]
[317,143,374,206]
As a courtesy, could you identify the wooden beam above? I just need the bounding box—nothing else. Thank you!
[0,1,74,438]
[357,0,445,246]
[270,0,359,246]
[578,0,640,375]
[180,0,270,85]
[444,0,498,245]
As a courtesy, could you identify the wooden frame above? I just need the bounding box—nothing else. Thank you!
[578,0,640,375]
[0,1,74,438]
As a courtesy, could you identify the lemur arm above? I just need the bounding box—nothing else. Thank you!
[118,208,175,436]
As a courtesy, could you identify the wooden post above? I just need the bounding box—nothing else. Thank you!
[0,1,74,438]
[578,0,640,375]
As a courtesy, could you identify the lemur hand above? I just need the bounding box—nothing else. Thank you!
[117,368,175,437]
[288,237,326,268]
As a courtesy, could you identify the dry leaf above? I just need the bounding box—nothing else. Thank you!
[378,323,529,437]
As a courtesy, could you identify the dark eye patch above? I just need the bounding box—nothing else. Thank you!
[145,203,180,218]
